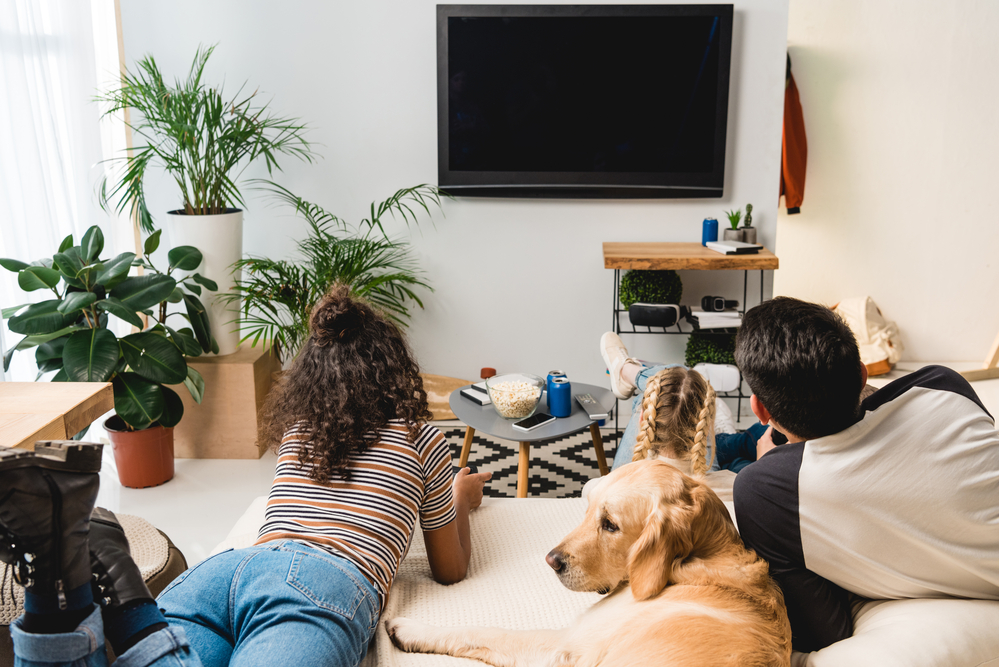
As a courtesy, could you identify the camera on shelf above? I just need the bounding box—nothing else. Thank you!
[628,303,692,327]
[701,295,739,312]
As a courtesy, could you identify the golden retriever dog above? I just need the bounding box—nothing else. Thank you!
[387,459,791,667]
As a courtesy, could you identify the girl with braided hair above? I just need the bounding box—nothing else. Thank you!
[630,366,718,476]
[599,332,773,480]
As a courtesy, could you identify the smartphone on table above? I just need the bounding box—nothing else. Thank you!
[512,413,556,432]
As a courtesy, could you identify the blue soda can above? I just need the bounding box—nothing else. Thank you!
[546,370,566,409]
[549,377,572,418]
[702,218,718,246]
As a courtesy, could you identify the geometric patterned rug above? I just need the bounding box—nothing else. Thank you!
[438,425,622,499]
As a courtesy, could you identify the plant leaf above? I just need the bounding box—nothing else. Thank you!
[2,326,84,372]
[119,332,188,384]
[53,247,84,279]
[168,246,203,271]
[183,365,205,404]
[80,226,105,263]
[62,328,120,382]
[143,229,162,256]
[111,274,177,311]
[192,273,218,291]
[57,291,98,315]
[183,282,201,296]
[96,252,136,288]
[165,325,202,356]
[0,258,30,272]
[2,304,28,319]
[57,234,74,253]
[183,293,212,352]
[112,372,163,430]
[158,386,185,427]
[18,266,61,291]
[96,297,145,329]
[7,300,77,335]
[35,337,67,367]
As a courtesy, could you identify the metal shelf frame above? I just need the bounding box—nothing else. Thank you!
[610,267,768,434]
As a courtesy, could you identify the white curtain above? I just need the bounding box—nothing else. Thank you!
[0,0,132,381]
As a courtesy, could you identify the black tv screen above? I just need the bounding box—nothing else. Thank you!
[437,5,733,198]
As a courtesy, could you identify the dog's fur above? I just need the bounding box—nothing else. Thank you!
[387,460,791,667]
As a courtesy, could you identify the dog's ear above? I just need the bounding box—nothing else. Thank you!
[627,496,693,601]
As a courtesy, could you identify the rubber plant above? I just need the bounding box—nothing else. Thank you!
[1,226,217,431]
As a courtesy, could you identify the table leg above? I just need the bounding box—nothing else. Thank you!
[459,426,475,468]
[517,442,530,498]
[590,423,610,476]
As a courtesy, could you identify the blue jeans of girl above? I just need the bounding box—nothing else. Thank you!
[10,540,379,667]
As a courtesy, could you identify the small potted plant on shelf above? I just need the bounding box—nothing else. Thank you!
[723,208,742,241]
[1,226,217,488]
[219,182,446,364]
[96,44,316,356]
[740,203,757,244]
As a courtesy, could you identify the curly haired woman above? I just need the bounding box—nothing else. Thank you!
[0,284,489,667]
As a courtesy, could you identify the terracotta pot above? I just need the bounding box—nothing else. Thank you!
[104,416,175,488]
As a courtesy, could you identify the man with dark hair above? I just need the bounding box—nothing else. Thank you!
[733,297,999,653]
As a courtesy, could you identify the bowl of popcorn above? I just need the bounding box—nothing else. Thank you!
[484,373,546,419]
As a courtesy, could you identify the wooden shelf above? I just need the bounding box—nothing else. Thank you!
[603,242,779,271]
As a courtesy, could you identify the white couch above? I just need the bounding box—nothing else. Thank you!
[214,496,999,667]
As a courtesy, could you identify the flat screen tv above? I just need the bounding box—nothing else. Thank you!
[437,4,734,198]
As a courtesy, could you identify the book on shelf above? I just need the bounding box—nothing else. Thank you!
[706,240,762,255]
[686,307,742,330]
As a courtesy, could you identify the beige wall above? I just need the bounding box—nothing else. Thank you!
[775,0,999,362]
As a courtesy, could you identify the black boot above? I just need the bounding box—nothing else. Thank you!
[89,507,152,609]
[0,441,102,610]
[89,507,169,655]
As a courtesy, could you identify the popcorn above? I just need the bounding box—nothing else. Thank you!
[488,380,542,419]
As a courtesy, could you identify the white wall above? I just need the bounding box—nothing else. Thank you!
[120,0,789,386]
[776,0,999,362]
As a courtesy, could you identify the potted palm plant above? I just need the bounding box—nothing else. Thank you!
[2,226,217,488]
[97,44,316,355]
[220,183,446,364]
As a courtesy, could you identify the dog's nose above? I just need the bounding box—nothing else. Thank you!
[546,549,566,573]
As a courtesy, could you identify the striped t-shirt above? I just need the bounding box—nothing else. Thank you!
[255,420,456,609]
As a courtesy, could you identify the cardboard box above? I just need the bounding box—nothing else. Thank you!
[171,344,281,459]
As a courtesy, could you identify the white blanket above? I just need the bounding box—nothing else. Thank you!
[214,497,999,667]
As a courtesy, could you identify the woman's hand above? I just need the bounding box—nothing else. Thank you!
[453,467,491,510]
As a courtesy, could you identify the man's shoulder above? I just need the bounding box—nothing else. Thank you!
[734,442,805,504]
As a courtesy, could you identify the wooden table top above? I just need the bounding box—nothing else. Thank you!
[0,382,114,449]
[603,242,779,271]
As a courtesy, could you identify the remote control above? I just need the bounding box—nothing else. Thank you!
[574,393,608,420]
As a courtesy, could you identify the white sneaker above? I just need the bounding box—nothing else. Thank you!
[600,331,641,400]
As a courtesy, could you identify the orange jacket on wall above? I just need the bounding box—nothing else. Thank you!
[781,55,807,214]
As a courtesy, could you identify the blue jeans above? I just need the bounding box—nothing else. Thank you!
[10,540,379,667]
[611,365,766,473]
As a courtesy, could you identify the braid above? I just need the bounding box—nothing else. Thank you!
[629,367,714,478]
[690,384,716,476]
[632,372,664,462]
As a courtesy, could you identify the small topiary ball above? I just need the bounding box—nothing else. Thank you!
[619,270,683,309]
[684,332,737,367]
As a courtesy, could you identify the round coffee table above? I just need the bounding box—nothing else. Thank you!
[448,382,616,498]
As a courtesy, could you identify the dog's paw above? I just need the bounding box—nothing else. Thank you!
[385,616,428,653]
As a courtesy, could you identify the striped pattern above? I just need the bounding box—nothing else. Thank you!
[256,421,456,609]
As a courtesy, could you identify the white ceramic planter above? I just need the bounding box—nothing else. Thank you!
[167,209,243,356]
